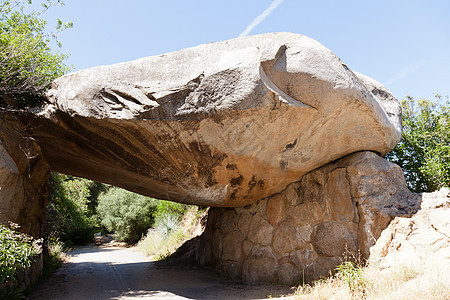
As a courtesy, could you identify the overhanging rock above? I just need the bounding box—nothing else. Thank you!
[24,32,401,207]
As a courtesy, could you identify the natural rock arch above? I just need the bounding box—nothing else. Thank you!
[1,33,416,285]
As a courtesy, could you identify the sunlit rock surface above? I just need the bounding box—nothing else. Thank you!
[23,32,401,207]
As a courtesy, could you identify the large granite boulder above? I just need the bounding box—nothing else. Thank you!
[22,32,401,207]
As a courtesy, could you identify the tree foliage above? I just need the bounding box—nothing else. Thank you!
[96,188,157,244]
[46,174,102,247]
[0,0,72,108]
[386,95,449,192]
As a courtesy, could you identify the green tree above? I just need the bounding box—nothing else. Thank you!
[46,174,100,246]
[386,95,450,192]
[0,0,72,108]
[97,188,157,244]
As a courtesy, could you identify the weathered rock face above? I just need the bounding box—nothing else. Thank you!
[0,114,50,238]
[0,113,51,287]
[370,188,450,280]
[21,32,401,207]
[196,152,419,284]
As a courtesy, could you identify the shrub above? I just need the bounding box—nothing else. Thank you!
[138,206,205,261]
[335,261,367,297]
[0,223,40,298]
[154,214,180,238]
[96,188,157,244]
[42,238,66,279]
[46,173,99,247]
[386,95,449,192]
[153,200,189,224]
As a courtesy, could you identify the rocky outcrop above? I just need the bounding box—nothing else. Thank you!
[196,151,420,284]
[369,188,450,278]
[19,32,401,207]
[1,33,409,287]
[0,113,51,287]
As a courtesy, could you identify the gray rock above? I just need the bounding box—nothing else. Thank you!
[22,32,401,207]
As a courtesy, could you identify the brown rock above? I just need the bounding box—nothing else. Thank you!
[211,229,222,260]
[272,222,304,256]
[242,245,277,283]
[219,209,238,235]
[296,224,314,241]
[312,256,342,278]
[0,116,50,238]
[237,211,251,235]
[326,168,355,222]
[242,240,253,256]
[222,260,242,281]
[292,246,316,269]
[287,202,325,226]
[341,151,420,257]
[222,230,244,261]
[277,263,300,285]
[196,228,213,265]
[266,193,285,225]
[283,183,301,207]
[310,221,357,257]
[298,171,325,205]
[248,213,274,246]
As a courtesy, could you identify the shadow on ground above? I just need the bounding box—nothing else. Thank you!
[27,246,293,300]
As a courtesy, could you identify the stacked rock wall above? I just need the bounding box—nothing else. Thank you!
[196,151,420,284]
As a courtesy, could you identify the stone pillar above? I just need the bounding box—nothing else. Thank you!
[196,151,419,284]
[0,114,50,287]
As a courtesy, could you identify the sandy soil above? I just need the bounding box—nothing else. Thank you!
[27,244,294,299]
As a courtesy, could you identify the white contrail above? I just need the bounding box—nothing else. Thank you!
[385,60,427,86]
[239,0,284,37]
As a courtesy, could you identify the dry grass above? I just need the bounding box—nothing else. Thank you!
[293,259,449,300]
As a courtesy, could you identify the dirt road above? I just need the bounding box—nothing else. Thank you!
[27,244,293,299]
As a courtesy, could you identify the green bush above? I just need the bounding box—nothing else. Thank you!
[386,95,449,192]
[335,261,367,296]
[96,188,157,244]
[46,174,99,247]
[0,0,72,108]
[0,223,39,298]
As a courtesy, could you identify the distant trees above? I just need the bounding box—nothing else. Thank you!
[0,0,72,108]
[386,95,449,192]
[96,188,157,244]
[46,174,105,247]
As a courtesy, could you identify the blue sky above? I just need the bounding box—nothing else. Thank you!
[37,0,449,101]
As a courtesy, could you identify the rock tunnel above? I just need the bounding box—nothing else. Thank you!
[0,33,420,285]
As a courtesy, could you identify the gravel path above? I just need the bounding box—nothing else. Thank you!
[27,244,293,299]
